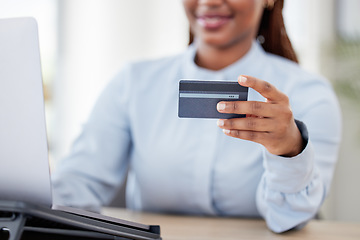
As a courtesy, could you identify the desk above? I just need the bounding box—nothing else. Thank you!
[102,208,360,240]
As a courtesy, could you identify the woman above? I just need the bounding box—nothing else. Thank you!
[52,0,342,233]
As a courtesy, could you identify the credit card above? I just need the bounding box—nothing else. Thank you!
[178,79,248,119]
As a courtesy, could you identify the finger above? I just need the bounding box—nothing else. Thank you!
[222,129,270,144]
[238,75,287,102]
[217,117,275,132]
[217,100,279,117]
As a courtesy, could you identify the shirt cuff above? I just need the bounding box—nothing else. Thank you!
[262,120,315,193]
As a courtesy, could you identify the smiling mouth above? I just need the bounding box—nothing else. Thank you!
[197,16,232,30]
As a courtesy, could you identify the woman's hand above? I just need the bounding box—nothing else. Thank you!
[216,75,304,157]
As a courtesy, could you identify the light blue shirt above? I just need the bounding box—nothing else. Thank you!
[52,41,342,233]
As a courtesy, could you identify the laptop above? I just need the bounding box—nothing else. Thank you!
[0,17,161,239]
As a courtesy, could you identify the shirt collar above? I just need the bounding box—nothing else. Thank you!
[181,40,267,81]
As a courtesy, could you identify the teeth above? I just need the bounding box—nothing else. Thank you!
[197,16,228,28]
[204,17,221,24]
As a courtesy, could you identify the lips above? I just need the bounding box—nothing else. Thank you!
[196,15,232,30]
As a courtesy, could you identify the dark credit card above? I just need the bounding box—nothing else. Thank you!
[178,79,248,119]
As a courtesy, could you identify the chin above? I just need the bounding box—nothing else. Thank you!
[200,35,233,49]
[195,27,240,47]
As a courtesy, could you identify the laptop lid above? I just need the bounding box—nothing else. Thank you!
[0,17,52,207]
[0,17,156,233]
[0,18,162,238]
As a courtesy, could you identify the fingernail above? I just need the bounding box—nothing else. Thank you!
[239,76,247,84]
[223,129,230,134]
[217,102,226,111]
[217,119,224,127]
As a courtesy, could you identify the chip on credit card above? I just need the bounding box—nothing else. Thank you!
[178,79,248,119]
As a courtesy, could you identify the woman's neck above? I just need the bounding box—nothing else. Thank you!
[194,40,253,71]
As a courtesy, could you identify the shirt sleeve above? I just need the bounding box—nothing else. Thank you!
[256,86,342,233]
[51,65,133,210]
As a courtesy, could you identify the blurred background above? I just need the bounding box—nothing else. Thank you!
[1,0,359,222]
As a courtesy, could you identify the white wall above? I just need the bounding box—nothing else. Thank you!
[337,0,360,39]
[283,0,336,74]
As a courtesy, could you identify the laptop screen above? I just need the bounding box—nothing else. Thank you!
[0,17,52,207]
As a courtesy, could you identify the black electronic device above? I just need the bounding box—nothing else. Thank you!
[0,201,161,240]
